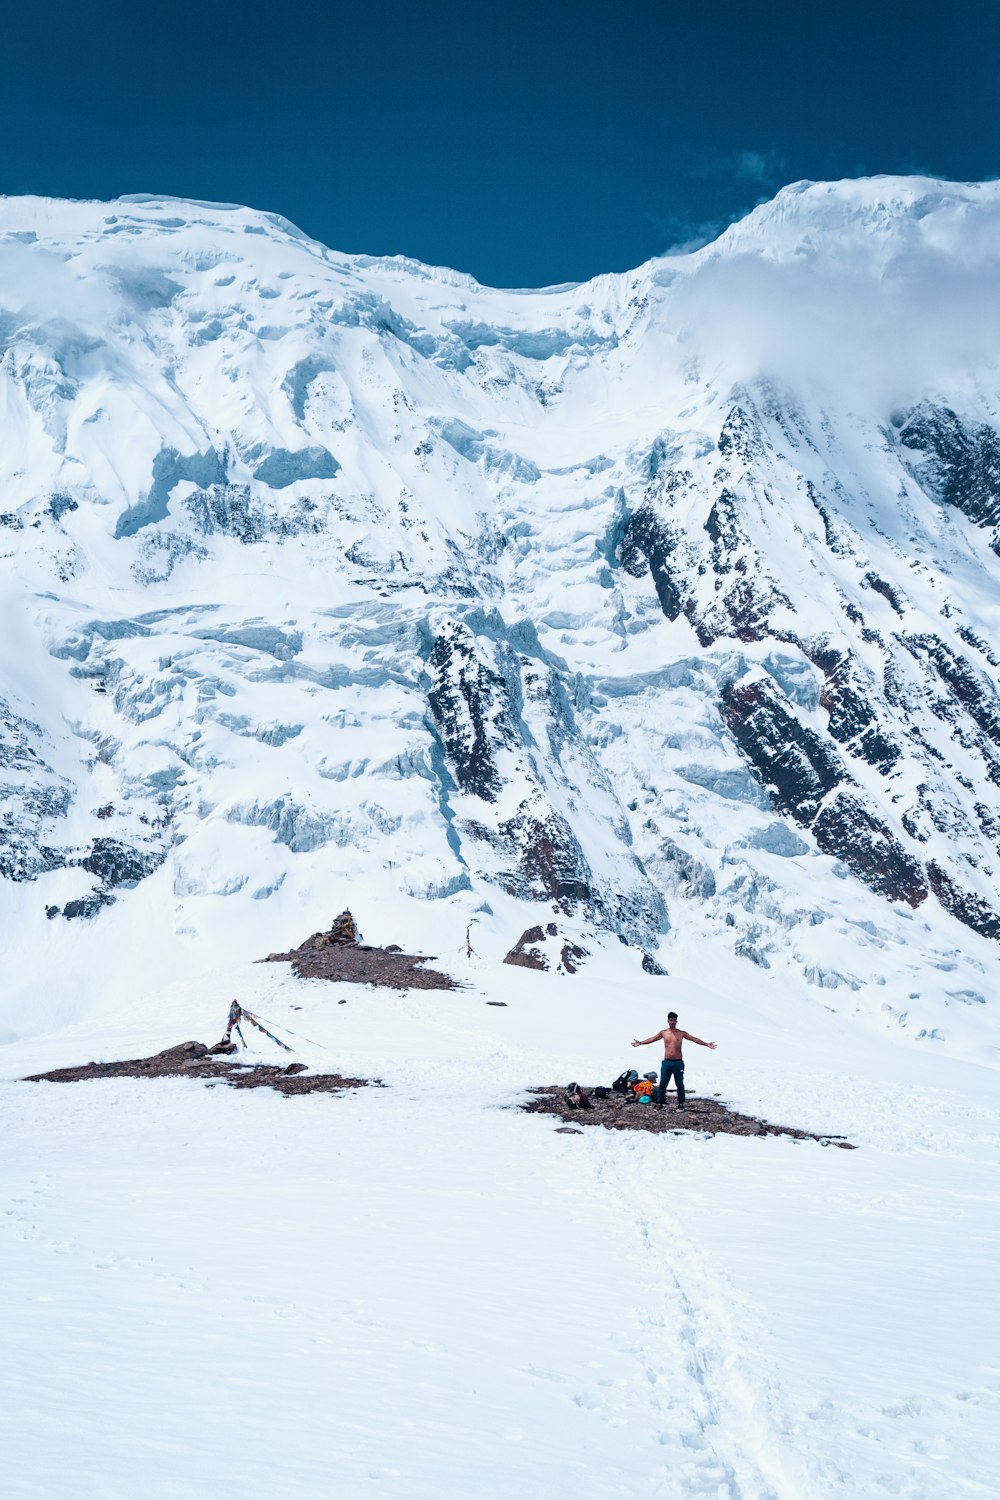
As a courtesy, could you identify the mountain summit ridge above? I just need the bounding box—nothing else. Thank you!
[1,178,999,1058]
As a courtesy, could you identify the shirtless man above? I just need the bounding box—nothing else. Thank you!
[631,1011,717,1109]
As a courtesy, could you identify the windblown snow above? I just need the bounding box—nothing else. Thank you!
[1,179,998,1498]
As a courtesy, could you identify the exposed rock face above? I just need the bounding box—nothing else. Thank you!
[503,925,552,971]
[427,624,511,802]
[817,652,902,774]
[721,676,844,825]
[927,863,1000,940]
[503,924,589,974]
[812,794,928,908]
[614,385,1000,941]
[426,618,667,948]
[618,505,683,620]
[897,405,1000,532]
[2,695,167,916]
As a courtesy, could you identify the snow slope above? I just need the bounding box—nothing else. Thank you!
[2,948,998,1499]
[1,179,999,1496]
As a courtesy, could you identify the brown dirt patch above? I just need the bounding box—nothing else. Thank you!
[24,1041,374,1097]
[263,936,457,991]
[523,1086,855,1146]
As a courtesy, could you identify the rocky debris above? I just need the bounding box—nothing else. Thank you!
[522,1085,854,1145]
[24,1041,372,1096]
[265,932,456,990]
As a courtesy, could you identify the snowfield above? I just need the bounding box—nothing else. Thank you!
[1,175,1000,1496]
[2,942,998,1499]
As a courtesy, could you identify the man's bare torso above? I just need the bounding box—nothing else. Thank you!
[659,1025,689,1060]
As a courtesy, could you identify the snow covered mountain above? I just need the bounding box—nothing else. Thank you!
[2,178,1000,1056]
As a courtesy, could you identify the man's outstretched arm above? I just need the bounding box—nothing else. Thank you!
[631,1032,664,1047]
[680,1031,717,1049]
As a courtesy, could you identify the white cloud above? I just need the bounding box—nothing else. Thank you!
[666,191,1000,410]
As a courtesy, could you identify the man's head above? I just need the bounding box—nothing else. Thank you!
[667,1011,678,1024]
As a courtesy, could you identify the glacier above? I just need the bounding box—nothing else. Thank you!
[2,179,1000,1050]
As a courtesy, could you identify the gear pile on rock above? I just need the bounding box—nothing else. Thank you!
[523,1083,854,1145]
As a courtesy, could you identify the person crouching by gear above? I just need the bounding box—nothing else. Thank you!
[631,1011,717,1109]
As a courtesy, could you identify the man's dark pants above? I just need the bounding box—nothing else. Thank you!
[657,1059,685,1106]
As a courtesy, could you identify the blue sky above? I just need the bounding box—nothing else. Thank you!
[3,0,997,286]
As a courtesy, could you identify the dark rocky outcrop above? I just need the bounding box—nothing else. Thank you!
[897,405,1000,530]
[80,837,164,888]
[560,940,587,974]
[723,676,929,909]
[496,808,592,904]
[503,923,588,974]
[927,863,1000,940]
[503,924,555,971]
[61,891,116,921]
[721,677,844,823]
[812,793,928,907]
[618,505,682,619]
[717,404,765,467]
[816,650,902,774]
[862,572,906,616]
[427,622,510,801]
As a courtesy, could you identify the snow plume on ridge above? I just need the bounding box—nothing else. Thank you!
[670,179,1000,406]
[0,180,1000,1060]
